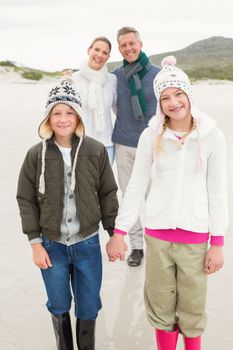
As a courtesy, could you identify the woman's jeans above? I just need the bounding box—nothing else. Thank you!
[41,235,102,320]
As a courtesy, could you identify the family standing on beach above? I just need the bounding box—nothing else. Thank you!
[17,26,228,350]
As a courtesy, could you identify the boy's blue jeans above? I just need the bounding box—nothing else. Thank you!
[41,234,102,320]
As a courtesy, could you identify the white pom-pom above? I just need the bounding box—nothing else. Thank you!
[161,56,177,68]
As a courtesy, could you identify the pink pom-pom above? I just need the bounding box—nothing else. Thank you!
[161,56,177,68]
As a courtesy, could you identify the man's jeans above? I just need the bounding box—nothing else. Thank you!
[41,235,102,320]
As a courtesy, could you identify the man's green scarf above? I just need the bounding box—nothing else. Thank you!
[123,51,151,120]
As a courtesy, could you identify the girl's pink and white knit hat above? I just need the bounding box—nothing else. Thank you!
[151,55,197,132]
[153,55,192,101]
[149,56,205,177]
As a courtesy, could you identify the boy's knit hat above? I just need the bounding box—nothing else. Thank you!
[38,80,85,194]
[38,79,85,139]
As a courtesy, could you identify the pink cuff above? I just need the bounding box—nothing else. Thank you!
[113,228,127,236]
[210,236,224,246]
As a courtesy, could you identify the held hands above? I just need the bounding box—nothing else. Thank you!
[106,234,128,262]
[204,245,224,274]
[62,69,73,80]
[31,243,52,269]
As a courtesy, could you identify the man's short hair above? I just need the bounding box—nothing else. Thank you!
[117,26,141,42]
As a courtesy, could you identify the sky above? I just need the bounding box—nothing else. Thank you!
[0,0,233,71]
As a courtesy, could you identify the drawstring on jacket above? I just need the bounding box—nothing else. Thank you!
[38,137,84,195]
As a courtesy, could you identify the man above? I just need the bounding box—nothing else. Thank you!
[112,26,160,266]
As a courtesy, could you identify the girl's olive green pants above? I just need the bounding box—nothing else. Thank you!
[144,235,208,337]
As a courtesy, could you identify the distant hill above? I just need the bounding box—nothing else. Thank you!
[1,36,233,81]
[108,36,233,81]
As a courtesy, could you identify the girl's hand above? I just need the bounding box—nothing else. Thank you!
[106,234,128,262]
[204,246,224,274]
[31,243,52,269]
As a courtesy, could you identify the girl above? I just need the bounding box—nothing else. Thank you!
[71,36,117,165]
[17,80,118,350]
[107,56,228,350]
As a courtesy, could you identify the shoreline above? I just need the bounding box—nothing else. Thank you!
[1,69,233,85]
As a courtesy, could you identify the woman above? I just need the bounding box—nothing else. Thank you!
[71,36,117,165]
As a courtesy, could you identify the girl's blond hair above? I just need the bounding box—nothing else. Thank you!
[155,117,196,153]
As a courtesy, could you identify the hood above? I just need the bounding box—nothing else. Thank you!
[38,80,85,140]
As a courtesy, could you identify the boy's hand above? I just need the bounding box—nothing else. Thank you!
[106,234,128,262]
[204,246,224,274]
[31,243,52,269]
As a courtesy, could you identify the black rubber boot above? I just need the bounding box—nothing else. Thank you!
[127,249,144,267]
[51,312,74,350]
[76,319,96,350]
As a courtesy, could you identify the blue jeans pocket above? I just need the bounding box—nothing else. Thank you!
[83,234,100,247]
[42,237,55,251]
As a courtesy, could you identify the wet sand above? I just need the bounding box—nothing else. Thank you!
[0,76,232,349]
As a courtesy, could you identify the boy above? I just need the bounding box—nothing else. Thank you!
[16,80,118,350]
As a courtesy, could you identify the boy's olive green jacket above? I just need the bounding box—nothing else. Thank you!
[16,136,118,241]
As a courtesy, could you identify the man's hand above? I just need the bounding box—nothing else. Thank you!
[204,246,224,274]
[106,234,128,262]
[31,243,52,269]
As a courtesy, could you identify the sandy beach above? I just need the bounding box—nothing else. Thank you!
[0,74,233,349]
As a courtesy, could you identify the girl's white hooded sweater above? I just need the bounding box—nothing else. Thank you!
[115,111,228,239]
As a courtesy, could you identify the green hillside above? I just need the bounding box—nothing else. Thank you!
[108,36,233,81]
